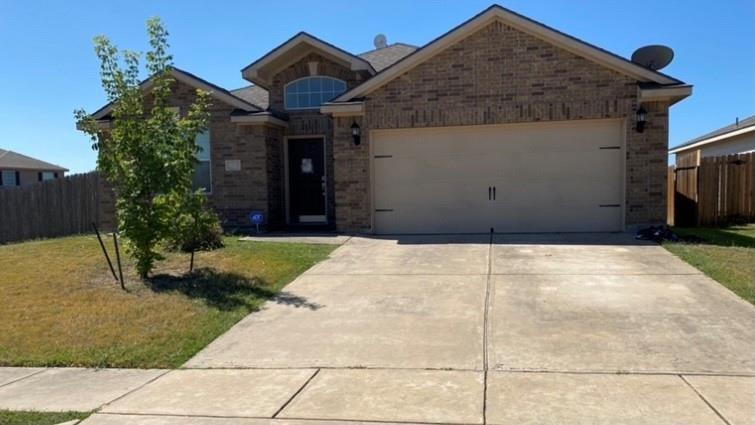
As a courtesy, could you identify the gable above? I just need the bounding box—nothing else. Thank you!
[268,52,371,112]
[368,20,636,112]
[337,5,684,101]
[242,32,375,89]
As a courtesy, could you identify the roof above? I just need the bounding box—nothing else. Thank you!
[241,32,376,89]
[230,85,270,110]
[0,149,68,171]
[91,67,262,120]
[669,115,755,154]
[335,4,686,102]
[230,42,416,108]
[359,43,418,72]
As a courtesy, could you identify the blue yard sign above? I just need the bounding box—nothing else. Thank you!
[249,211,264,234]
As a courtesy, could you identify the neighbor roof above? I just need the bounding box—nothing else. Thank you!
[669,115,755,154]
[91,67,262,120]
[359,43,418,72]
[0,149,68,171]
[335,4,685,102]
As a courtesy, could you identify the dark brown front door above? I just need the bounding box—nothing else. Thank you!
[288,138,326,224]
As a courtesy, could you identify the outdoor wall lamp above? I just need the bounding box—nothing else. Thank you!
[351,121,362,146]
[636,106,647,133]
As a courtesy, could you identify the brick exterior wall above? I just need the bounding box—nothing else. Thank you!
[333,20,671,232]
[268,52,370,225]
[99,78,278,229]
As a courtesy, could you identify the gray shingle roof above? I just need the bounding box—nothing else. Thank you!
[230,85,270,110]
[359,43,418,72]
[0,149,68,171]
[671,115,755,151]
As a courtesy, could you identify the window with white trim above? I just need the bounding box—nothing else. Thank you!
[192,130,211,193]
[284,76,347,110]
[41,171,56,181]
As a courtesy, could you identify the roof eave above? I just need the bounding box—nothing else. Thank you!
[229,112,288,128]
[90,68,261,121]
[320,101,365,117]
[639,84,693,106]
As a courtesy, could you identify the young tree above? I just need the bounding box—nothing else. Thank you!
[76,18,214,277]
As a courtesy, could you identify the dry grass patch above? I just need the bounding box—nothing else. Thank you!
[0,235,335,368]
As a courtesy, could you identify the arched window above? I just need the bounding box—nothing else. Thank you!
[284,76,347,110]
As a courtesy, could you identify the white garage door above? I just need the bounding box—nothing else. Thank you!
[372,119,624,234]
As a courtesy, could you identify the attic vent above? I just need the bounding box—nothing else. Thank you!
[374,34,387,49]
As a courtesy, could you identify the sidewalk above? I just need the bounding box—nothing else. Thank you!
[1,366,753,425]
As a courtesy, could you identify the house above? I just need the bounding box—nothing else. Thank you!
[88,4,692,234]
[669,115,755,167]
[0,149,67,188]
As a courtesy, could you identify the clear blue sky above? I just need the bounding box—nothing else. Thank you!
[1,0,752,173]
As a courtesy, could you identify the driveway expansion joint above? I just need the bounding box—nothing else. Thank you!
[679,375,732,425]
[272,368,321,418]
[481,230,494,425]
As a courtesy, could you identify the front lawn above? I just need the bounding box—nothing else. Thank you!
[0,410,89,425]
[663,224,754,305]
[0,235,334,368]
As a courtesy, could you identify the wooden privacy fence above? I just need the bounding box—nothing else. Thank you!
[0,171,115,244]
[669,152,755,226]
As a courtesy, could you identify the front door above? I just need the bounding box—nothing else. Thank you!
[288,138,326,224]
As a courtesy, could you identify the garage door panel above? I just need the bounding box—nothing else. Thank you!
[496,150,620,180]
[494,181,620,206]
[375,206,497,234]
[372,120,624,234]
[490,205,621,233]
[380,156,499,183]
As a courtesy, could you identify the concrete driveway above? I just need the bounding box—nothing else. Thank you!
[89,233,754,425]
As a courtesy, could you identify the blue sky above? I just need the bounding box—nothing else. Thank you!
[1,0,752,173]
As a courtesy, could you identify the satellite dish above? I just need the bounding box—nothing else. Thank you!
[631,45,674,71]
[374,34,388,49]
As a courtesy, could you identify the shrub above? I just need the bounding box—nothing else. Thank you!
[165,192,224,253]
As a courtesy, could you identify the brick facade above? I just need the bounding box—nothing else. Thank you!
[268,52,370,225]
[99,79,280,230]
[333,20,670,232]
[96,19,676,234]
[165,81,282,228]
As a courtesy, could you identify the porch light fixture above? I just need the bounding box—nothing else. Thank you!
[351,121,361,146]
[636,107,647,133]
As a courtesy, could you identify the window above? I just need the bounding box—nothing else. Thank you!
[192,130,211,193]
[1,170,18,186]
[41,172,56,181]
[284,76,347,110]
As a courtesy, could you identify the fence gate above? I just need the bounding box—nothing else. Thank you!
[671,153,755,226]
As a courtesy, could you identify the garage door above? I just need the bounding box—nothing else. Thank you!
[372,119,624,234]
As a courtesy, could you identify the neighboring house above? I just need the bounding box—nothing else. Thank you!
[669,115,755,167]
[88,4,692,234]
[0,149,67,188]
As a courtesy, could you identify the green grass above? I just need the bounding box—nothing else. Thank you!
[0,235,335,368]
[0,410,89,425]
[663,224,755,305]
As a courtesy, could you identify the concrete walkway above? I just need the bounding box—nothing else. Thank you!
[1,233,753,424]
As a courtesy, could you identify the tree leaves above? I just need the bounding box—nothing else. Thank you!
[74,18,216,277]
